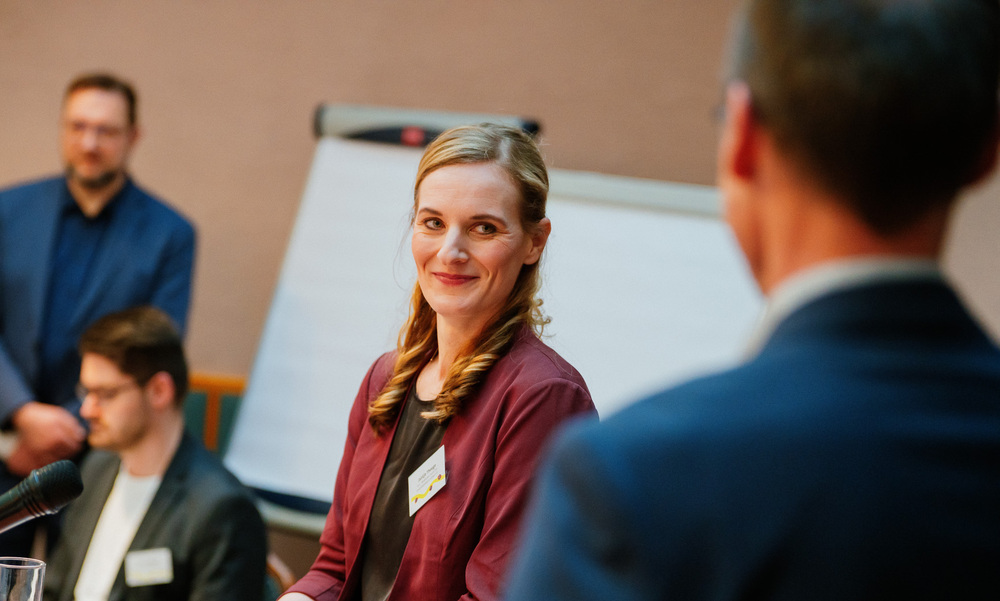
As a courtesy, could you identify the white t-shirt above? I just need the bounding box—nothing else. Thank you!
[73,467,162,601]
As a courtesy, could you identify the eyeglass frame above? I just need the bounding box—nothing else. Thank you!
[75,380,142,405]
[61,119,130,143]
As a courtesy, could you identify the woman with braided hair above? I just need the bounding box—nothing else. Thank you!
[281,123,596,601]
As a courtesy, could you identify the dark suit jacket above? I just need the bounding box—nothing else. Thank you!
[0,175,195,421]
[505,279,1000,600]
[44,433,268,601]
[287,327,596,601]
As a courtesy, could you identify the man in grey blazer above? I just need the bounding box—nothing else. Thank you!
[506,0,1000,599]
[0,72,196,555]
[44,307,267,601]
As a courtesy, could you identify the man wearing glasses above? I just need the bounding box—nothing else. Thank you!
[44,306,266,601]
[0,73,195,555]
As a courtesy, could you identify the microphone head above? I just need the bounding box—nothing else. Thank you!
[29,460,83,512]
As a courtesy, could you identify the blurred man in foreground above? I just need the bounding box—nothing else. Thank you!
[506,0,1000,598]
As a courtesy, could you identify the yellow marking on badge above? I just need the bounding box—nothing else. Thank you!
[408,446,447,516]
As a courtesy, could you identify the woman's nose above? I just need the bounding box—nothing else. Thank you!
[438,229,468,263]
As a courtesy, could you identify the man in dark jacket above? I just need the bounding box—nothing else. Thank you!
[44,307,266,601]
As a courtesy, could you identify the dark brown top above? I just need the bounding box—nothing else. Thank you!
[359,387,445,601]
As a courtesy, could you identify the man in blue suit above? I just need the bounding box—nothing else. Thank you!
[0,73,195,555]
[505,0,1000,599]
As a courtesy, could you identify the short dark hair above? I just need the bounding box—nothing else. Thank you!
[727,0,999,234]
[79,306,188,403]
[64,72,138,127]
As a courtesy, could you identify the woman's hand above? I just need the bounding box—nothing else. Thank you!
[278,594,314,601]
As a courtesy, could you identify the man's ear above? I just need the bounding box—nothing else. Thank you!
[144,371,176,410]
[718,81,760,183]
[127,124,141,147]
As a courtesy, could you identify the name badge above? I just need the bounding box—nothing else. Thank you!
[408,445,447,516]
[125,547,173,587]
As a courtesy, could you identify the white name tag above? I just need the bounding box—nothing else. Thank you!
[125,547,173,587]
[408,445,447,516]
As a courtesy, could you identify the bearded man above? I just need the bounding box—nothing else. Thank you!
[0,72,195,555]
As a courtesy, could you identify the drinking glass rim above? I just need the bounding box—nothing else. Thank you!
[0,557,44,568]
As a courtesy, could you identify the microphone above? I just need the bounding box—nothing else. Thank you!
[0,460,83,535]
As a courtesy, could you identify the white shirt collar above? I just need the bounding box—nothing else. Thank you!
[743,257,943,359]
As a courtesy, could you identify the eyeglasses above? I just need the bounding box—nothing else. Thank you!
[76,381,139,404]
[63,120,127,142]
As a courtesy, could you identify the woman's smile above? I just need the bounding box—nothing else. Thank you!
[432,271,478,286]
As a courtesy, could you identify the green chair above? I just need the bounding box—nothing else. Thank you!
[184,373,246,455]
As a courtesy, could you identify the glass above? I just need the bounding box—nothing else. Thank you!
[75,381,139,404]
[63,120,127,142]
[0,557,44,601]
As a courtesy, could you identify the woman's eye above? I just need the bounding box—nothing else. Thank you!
[422,218,443,229]
[475,223,497,235]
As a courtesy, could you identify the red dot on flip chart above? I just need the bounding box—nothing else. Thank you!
[401,127,426,147]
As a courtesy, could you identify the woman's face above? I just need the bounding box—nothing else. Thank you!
[412,162,548,334]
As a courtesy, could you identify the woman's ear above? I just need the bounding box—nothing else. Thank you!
[524,217,551,266]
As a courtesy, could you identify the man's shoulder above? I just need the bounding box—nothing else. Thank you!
[169,436,257,505]
[0,174,63,193]
[571,368,749,441]
[555,361,815,466]
[0,175,64,204]
[119,179,194,234]
[78,448,122,480]
[493,328,591,392]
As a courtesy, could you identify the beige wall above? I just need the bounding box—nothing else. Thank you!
[0,1,743,375]
[2,1,998,371]
[0,0,1000,364]
[4,0,1000,580]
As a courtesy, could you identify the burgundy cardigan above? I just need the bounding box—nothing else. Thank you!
[286,328,596,601]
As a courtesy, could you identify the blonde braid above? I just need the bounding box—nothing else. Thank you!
[420,311,523,423]
[367,289,437,432]
[422,274,548,423]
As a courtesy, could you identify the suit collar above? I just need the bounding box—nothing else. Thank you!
[60,452,122,601]
[27,176,144,334]
[58,176,132,220]
[24,181,65,328]
[68,179,143,327]
[127,432,196,550]
[104,433,196,600]
[744,258,943,358]
[751,278,991,364]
